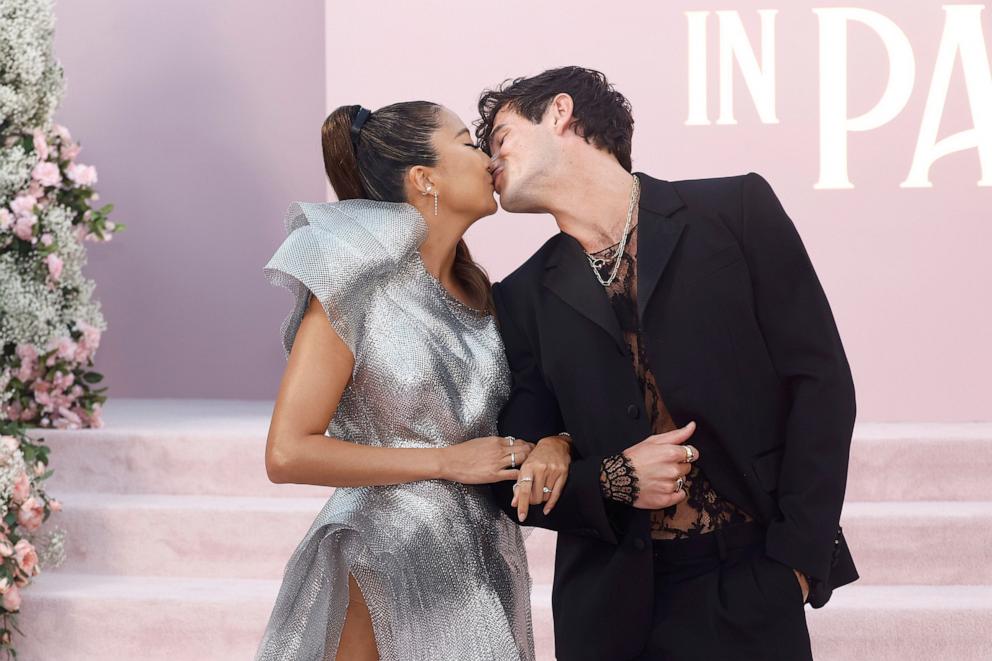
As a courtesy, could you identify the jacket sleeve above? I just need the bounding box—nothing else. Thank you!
[737,172,857,585]
[489,280,629,544]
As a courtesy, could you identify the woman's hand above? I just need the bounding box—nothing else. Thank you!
[439,436,534,485]
[794,569,810,604]
[511,435,572,522]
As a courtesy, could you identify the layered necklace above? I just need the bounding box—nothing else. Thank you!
[583,174,640,287]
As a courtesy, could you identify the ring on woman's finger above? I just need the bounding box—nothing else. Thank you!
[542,487,552,494]
[510,452,516,469]
[683,445,695,463]
[505,436,516,447]
[674,476,685,493]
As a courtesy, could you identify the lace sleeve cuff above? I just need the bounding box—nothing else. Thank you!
[600,452,640,505]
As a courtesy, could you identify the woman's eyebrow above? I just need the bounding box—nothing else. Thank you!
[455,128,470,138]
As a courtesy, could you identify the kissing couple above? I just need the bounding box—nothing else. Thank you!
[255,65,858,661]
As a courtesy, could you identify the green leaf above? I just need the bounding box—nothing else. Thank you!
[81,372,104,384]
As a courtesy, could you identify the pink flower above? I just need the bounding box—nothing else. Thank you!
[21,403,38,422]
[27,180,44,199]
[52,371,74,390]
[32,130,49,161]
[2,585,20,611]
[40,232,53,246]
[62,142,81,161]
[0,576,11,594]
[66,163,97,187]
[76,321,102,352]
[0,540,13,558]
[0,209,11,230]
[0,436,19,453]
[16,344,38,364]
[45,254,63,281]
[33,461,45,477]
[13,539,38,577]
[57,406,82,428]
[9,195,37,217]
[16,496,45,531]
[91,406,105,428]
[15,360,37,383]
[12,215,35,241]
[11,473,30,504]
[51,336,77,361]
[54,124,72,142]
[34,388,53,408]
[32,161,62,187]
[49,499,62,513]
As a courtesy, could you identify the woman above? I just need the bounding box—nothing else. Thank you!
[254,101,571,661]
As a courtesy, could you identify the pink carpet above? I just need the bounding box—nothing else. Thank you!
[18,400,992,660]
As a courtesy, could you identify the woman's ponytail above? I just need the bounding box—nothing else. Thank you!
[321,105,366,200]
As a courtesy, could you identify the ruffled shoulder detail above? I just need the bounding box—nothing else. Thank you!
[263,199,427,358]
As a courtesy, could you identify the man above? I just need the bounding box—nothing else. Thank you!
[478,66,858,661]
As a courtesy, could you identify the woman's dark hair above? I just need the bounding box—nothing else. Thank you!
[474,66,634,171]
[321,101,494,313]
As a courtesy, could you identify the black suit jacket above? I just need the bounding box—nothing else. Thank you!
[490,171,859,661]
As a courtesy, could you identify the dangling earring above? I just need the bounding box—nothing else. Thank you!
[425,184,438,216]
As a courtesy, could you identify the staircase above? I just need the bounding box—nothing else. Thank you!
[16,400,992,660]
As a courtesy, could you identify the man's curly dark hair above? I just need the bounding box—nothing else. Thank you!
[474,66,634,171]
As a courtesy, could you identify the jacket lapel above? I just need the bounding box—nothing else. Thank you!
[633,172,687,320]
[540,172,687,351]
[542,234,625,353]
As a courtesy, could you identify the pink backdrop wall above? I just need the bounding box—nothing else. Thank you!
[52,1,991,420]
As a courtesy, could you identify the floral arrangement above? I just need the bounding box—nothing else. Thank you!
[0,422,64,653]
[0,0,122,654]
[0,122,119,430]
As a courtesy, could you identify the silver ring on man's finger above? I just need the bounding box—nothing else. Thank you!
[675,477,685,493]
[505,436,515,446]
[510,452,516,469]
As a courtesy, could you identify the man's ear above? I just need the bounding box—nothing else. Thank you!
[549,93,575,135]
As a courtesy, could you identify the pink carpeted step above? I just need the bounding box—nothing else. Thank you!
[27,401,992,501]
[30,399,333,499]
[845,423,992,501]
[47,493,992,587]
[16,575,992,661]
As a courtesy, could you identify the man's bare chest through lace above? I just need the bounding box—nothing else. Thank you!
[589,220,754,540]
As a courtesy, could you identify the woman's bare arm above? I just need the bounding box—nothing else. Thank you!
[265,295,530,487]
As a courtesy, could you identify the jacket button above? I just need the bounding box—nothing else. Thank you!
[626,404,640,419]
[633,537,646,551]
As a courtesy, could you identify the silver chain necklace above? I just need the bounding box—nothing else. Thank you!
[584,174,640,287]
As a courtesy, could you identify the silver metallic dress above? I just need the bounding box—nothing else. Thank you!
[256,199,534,661]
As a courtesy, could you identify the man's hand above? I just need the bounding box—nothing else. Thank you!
[511,435,571,522]
[623,422,699,509]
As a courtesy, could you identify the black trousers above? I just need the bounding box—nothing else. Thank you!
[632,521,814,661]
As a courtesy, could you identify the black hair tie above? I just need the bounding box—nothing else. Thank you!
[350,106,371,152]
